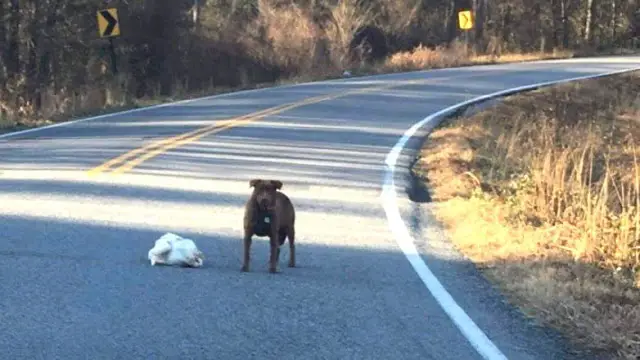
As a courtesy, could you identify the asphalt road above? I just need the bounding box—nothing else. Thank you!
[2,57,640,360]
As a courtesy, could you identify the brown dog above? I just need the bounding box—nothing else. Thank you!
[241,179,296,273]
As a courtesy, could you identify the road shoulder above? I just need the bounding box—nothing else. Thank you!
[411,71,640,360]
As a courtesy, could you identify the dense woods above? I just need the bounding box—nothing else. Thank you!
[1,0,639,124]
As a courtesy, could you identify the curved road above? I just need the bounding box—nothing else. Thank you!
[1,57,639,360]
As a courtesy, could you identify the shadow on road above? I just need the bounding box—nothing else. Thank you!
[0,213,586,360]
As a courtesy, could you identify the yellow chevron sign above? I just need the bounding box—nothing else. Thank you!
[458,10,473,30]
[97,8,120,38]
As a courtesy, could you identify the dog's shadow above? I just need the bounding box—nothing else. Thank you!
[138,254,322,275]
[140,234,323,275]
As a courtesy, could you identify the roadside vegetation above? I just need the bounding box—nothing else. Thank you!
[413,71,640,359]
[2,0,639,131]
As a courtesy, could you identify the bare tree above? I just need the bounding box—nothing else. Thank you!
[1,0,636,124]
[584,0,594,43]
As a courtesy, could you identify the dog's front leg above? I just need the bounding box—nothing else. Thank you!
[268,229,279,274]
[241,229,252,272]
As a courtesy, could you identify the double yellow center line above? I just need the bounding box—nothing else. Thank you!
[87,91,347,176]
[86,73,478,176]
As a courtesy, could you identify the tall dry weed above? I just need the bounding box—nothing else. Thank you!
[243,0,320,75]
[384,41,469,72]
[323,0,378,68]
[373,0,422,34]
[472,76,640,277]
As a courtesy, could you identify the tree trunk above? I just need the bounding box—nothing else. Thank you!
[0,2,4,70]
[501,5,512,48]
[631,7,640,45]
[611,0,617,41]
[26,2,43,113]
[35,0,61,113]
[561,0,569,48]
[474,0,486,52]
[584,0,594,43]
[533,3,545,52]
[447,0,458,42]
[193,0,201,33]
[6,0,21,78]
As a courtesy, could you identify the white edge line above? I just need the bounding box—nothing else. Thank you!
[381,64,640,360]
[0,56,621,141]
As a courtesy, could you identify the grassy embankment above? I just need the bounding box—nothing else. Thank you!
[413,71,640,359]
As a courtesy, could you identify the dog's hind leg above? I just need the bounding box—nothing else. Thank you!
[241,230,252,272]
[278,230,287,246]
[287,227,296,268]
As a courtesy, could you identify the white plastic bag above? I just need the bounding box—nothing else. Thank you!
[148,232,205,268]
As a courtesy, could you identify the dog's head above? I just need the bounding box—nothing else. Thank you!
[249,179,283,212]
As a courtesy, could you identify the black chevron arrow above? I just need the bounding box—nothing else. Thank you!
[100,10,117,36]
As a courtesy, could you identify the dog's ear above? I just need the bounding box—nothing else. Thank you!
[271,180,283,190]
[249,179,262,188]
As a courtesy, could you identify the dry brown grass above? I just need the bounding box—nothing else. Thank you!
[241,0,383,78]
[245,0,321,75]
[382,42,470,72]
[323,0,378,69]
[413,71,640,359]
[470,49,574,64]
[382,42,573,73]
